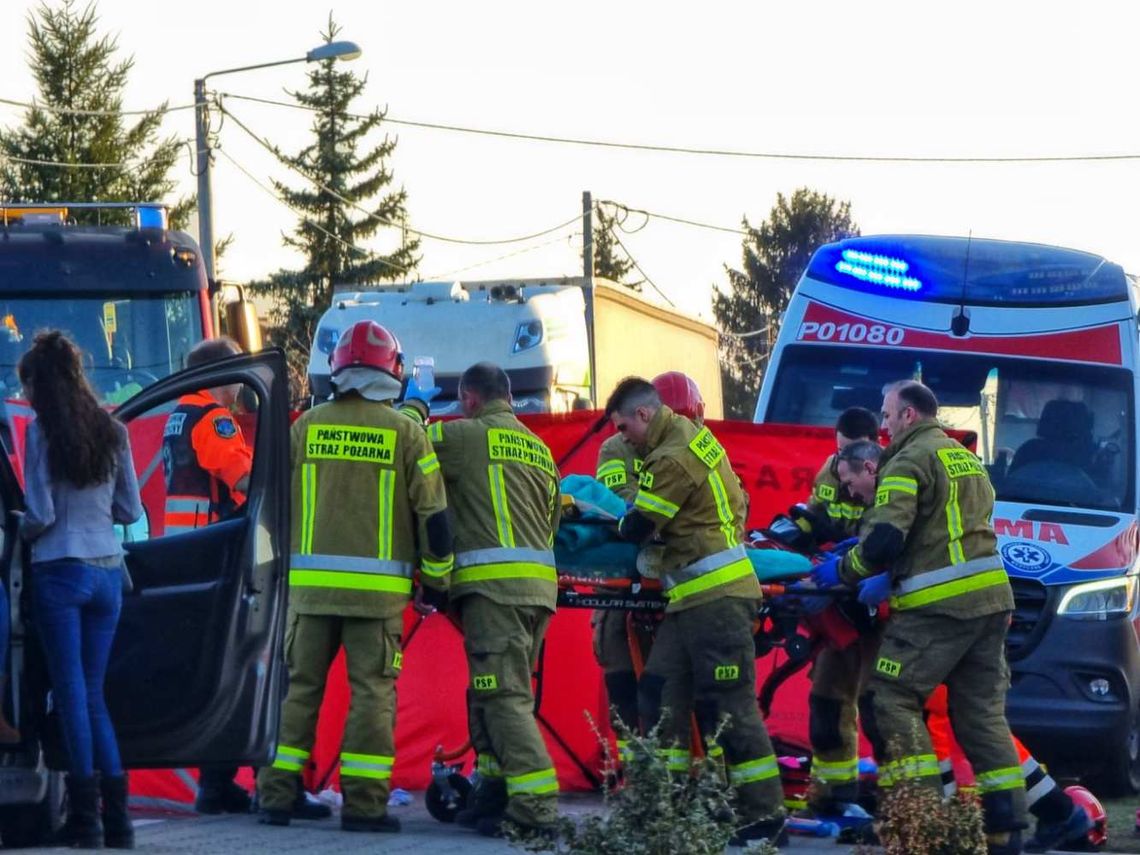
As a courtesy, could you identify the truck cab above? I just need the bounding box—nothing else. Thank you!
[756,235,1140,792]
[0,203,288,843]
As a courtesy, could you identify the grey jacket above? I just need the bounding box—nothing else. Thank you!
[22,419,144,565]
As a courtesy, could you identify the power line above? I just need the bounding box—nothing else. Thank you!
[604,226,675,308]
[0,95,195,117]
[599,199,748,236]
[421,232,580,281]
[218,100,582,246]
[214,146,406,274]
[0,141,195,171]
[220,91,1140,165]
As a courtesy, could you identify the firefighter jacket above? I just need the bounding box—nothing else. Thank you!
[595,434,642,502]
[290,395,453,619]
[622,405,761,613]
[162,391,251,535]
[803,455,865,541]
[428,399,561,611]
[838,419,1013,619]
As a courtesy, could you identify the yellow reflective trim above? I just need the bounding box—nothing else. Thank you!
[272,758,303,771]
[707,470,739,549]
[487,428,556,477]
[305,424,397,463]
[976,765,1023,793]
[728,755,779,785]
[377,468,395,561]
[812,758,858,782]
[300,463,316,555]
[667,557,753,603]
[879,476,918,494]
[881,754,940,783]
[850,547,872,578]
[477,754,503,777]
[488,464,516,548]
[417,452,440,476]
[634,489,680,519]
[289,569,413,594]
[452,562,557,586]
[890,569,1008,610]
[427,421,444,443]
[506,767,560,796]
[596,460,626,479]
[421,554,454,578]
[946,480,965,565]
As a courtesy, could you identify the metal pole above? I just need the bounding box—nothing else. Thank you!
[194,78,216,284]
[582,191,598,407]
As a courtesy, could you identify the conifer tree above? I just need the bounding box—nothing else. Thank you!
[253,15,419,397]
[713,188,859,418]
[0,0,188,225]
[592,205,637,287]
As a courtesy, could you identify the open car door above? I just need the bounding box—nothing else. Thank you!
[103,349,289,767]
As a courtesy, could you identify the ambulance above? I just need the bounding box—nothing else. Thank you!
[755,235,1140,791]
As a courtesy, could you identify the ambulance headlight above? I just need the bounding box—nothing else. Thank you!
[1057,577,1136,620]
[512,321,543,353]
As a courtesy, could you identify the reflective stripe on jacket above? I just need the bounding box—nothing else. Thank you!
[289,395,451,619]
[430,400,560,610]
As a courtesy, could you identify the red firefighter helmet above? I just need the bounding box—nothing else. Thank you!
[652,371,704,421]
[1063,785,1107,849]
[329,321,404,380]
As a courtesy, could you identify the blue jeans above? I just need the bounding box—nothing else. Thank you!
[32,561,123,778]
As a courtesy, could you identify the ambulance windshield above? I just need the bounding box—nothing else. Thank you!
[0,292,202,405]
[767,344,1133,511]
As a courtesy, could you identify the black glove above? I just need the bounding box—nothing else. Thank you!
[419,585,449,611]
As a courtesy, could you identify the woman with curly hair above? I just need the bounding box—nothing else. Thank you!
[19,330,142,849]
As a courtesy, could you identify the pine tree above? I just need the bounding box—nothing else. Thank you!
[0,0,188,226]
[713,188,859,418]
[252,15,419,399]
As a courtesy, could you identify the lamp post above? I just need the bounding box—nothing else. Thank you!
[193,41,362,284]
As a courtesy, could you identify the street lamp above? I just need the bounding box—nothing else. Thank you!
[193,41,362,283]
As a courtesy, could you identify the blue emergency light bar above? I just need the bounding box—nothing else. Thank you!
[807,235,1129,307]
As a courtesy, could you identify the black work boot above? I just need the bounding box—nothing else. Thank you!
[729,817,789,848]
[986,829,1023,855]
[195,779,251,814]
[292,784,332,820]
[100,774,135,849]
[455,777,507,828]
[60,775,103,849]
[476,814,558,841]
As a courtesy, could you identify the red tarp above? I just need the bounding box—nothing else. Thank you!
[132,414,841,805]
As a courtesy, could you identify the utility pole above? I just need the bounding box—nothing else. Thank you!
[582,190,597,407]
[582,190,594,281]
[194,78,216,285]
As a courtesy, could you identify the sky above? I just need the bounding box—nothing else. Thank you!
[2,1,1140,323]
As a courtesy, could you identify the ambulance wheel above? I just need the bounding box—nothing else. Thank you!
[425,774,471,823]
[1094,707,1140,795]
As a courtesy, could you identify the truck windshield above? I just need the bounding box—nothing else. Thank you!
[0,292,201,404]
[766,344,1134,512]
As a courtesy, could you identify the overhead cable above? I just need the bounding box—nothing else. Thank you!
[0,95,195,116]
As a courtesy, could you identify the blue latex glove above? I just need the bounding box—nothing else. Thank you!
[857,573,892,606]
[810,555,842,588]
[831,537,860,556]
[405,375,442,404]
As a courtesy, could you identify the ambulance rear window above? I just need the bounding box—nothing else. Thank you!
[806,236,1129,306]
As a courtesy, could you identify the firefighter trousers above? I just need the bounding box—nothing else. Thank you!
[862,609,1027,833]
[808,631,879,805]
[461,595,559,827]
[257,612,403,819]
[639,597,785,824]
[593,608,658,761]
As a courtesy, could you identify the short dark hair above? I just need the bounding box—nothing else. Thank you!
[837,439,882,468]
[187,336,241,368]
[460,362,511,402]
[836,406,878,442]
[604,376,661,417]
[888,380,938,418]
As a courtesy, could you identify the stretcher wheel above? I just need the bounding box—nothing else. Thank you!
[425,773,471,823]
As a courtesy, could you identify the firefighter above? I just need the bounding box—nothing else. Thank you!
[592,371,704,758]
[422,362,561,838]
[798,408,880,812]
[162,337,261,814]
[836,439,1091,850]
[256,321,454,832]
[813,380,1026,854]
[609,377,786,847]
